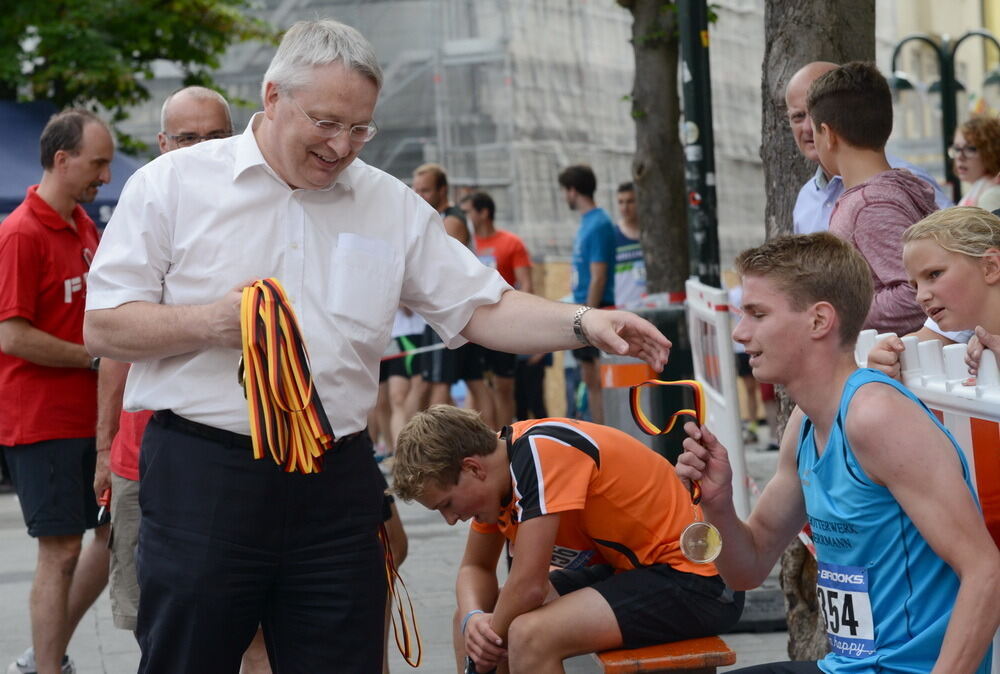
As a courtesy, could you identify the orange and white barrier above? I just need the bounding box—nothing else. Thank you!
[856,329,1000,548]
[857,329,1000,673]
[685,279,750,519]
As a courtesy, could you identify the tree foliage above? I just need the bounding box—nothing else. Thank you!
[0,1,274,148]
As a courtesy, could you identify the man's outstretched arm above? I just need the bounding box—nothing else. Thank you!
[463,290,670,372]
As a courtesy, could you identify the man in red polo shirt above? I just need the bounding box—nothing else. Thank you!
[0,109,114,674]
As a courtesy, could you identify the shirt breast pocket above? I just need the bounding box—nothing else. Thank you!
[326,234,399,342]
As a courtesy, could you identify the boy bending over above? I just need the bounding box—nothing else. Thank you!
[392,406,743,674]
[679,233,999,673]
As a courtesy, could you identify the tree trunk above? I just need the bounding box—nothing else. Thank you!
[620,0,689,294]
[761,0,875,660]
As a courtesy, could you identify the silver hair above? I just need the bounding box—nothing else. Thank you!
[160,86,233,133]
[260,19,383,101]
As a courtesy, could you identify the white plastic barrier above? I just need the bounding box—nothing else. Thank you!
[858,329,1000,672]
[685,278,750,519]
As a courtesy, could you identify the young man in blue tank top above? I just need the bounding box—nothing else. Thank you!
[678,232,999,673]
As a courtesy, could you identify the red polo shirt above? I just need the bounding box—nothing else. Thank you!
[110,408,151,481]
[0,186,99,446]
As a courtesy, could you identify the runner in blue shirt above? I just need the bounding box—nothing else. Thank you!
[679,233,999,674]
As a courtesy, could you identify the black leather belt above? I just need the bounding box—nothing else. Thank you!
[153,410,363,451]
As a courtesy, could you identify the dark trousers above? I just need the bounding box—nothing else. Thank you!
[137,412,386,674]
[514,358,548,420]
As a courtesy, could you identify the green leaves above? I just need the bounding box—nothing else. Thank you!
[0,0,275,148]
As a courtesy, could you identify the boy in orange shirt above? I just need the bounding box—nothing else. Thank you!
[392,406,743,674]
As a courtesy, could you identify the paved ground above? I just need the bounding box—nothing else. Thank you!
[0,425,790,673]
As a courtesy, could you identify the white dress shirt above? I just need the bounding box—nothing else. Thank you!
[86,115,510,435]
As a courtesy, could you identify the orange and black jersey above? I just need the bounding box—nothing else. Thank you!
[472,418,718,577]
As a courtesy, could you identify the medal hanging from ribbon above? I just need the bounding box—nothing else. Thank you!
[239,278,335,474]
[629,379,722,564]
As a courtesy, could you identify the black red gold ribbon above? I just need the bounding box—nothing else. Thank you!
[629,378,706,504]
[379,523,422,667]
[239,278,334,474]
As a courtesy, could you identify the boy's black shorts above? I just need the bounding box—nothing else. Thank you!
[549,563,744,649]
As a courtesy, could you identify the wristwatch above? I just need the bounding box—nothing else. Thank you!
[89,356,101,371]
[573,306,594,346]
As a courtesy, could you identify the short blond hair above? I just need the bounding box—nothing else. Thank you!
[904,206,1000,258]
[392,405,498,501]
[413,162,448,189]
[735,232,872,347]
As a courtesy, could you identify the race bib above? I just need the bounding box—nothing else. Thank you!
[550,545,595,570]
[816,561,875,659]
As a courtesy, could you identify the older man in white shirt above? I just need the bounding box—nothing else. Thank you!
[83,19,670,674]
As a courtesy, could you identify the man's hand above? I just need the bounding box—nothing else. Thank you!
[867,335,904,380]
[677,422,735,508]
[93,449,112,501]
[207,283,252,350]
[966,326,1000,376]
[464,612,506,671]
[581,309,671,372]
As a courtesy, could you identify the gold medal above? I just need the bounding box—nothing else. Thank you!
[679,480,723,564]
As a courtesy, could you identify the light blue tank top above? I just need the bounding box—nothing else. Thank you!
[797,368,991,673]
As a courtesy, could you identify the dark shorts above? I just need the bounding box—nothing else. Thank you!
[3,437,99,537]
[379,333,424,382]
[736,352,752,377]
[421,326,485,383]
[572,345,602,363]
[727,663,821,673]
[549,564,744,649]
[480,347,518,378]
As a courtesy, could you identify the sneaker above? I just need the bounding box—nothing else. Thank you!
[7,648,75,674]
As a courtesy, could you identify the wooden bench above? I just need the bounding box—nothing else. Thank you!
[592,635,736,673]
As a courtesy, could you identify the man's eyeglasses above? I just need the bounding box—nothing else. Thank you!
[948,144,979,159]
[167,132,232,147]
[289,97,378,144]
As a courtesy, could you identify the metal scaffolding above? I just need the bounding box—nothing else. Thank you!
[119,0,638,258]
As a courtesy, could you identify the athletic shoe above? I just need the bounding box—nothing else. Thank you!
[6,647,75,674]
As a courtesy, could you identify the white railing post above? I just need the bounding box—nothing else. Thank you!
[685,278,750,520]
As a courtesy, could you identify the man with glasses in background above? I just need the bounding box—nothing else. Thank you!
[83,18,671,673]
[91,84,240,652]
[156,86,233,153]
